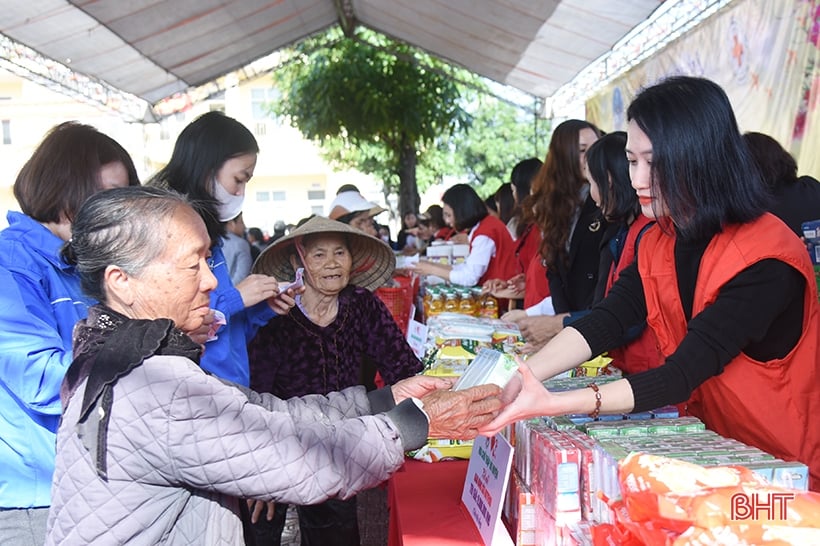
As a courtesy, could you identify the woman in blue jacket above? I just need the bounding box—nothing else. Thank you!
[147,112,296,386]
[0,122,140,544]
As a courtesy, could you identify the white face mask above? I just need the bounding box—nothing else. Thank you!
[212,177,245,222]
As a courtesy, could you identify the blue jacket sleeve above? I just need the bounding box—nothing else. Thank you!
[0,268,81,415]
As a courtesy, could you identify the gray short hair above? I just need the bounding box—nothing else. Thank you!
[63,186,197,302]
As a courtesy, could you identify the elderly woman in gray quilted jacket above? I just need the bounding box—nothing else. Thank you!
[45,186,502,545]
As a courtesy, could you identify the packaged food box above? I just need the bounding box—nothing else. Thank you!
[502,470,536,546]
[534,503,576,546]
[801,219,820,269]
[564,429,597,521]
[433,335,493,360]
[422,358,470,377]
[407,438,474,462]
[453,348,518,390]
[424,243,452,261]
[801,218,820,241]
[529,428,582,524]
[490,322,523,346]
[513,419,542,486]
[451,243,470,258]
[650,405,680,418]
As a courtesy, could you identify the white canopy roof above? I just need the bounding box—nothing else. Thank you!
[0,0,663,111]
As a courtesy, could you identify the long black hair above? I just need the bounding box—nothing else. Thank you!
[147,111,259,246]
[585,131,638,224]
[627,76,767,241]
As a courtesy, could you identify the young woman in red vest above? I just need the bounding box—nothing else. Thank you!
[583,131,661,374]
[412,183,516,288]
[482,76,820,490]
[505,120,608,351]
[483,158,551,312]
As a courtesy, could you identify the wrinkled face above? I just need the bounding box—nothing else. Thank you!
[626,119,668,220]
[578,128,599,175]
[299,234,353,296]
[215,153,257,195]
[98,161,132,191]
[128,206,217,332]
[442,203,455,228]
[349,212,377,237]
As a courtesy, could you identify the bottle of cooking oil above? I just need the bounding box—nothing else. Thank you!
[479,293,499,319]
[443,290,459,313]
[422,286,432,318]
[429,291,444,316]
[470,287,484,317]
[458,288,475,316]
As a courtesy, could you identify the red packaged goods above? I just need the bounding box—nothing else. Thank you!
[534,502,576,546]
[530,427,582,525]
[565,428,598,522]
[604,452,820,545]
[673,524,820,545]
[502,470,536,546]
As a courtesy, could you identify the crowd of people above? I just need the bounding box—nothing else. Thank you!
[0,74,818,546]
[0,113,501,546]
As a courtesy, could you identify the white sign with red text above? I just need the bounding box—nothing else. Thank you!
[461,434,514,546]
[406,319,427,358]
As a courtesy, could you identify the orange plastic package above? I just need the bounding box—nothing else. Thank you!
[605,452,820,545]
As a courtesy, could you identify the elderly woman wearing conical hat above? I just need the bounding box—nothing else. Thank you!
[246,216,423,545]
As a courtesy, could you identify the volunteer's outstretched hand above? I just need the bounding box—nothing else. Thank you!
[479,359,551,436]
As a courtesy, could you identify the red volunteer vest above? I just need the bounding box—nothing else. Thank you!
[524,254,551,309]
[517,223,550,308]
[606,216,663,374]
[638,213,820,490]
[515,223,541,275]
[471,215,517,286]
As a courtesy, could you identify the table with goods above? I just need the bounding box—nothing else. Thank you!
[385,252,818,545]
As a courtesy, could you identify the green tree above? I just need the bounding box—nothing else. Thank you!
[449,91,550,199]
[272,29,467,217]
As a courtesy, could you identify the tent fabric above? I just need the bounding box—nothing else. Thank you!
[585,0,820,181]
[0,0,662,107]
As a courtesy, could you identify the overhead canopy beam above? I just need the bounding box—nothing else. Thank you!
[334,0,357,37]
[0,33,150,122]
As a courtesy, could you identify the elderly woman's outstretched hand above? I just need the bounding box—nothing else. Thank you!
[423,384,503,440]
[391,375,454,404]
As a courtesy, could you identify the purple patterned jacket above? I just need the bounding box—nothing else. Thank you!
[248,285,422,398]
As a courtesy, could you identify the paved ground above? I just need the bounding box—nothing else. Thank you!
[281,486,389,546]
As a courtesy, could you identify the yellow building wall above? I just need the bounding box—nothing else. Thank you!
[0,70,384,235]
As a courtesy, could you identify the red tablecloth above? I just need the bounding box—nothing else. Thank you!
[388,459,484,546]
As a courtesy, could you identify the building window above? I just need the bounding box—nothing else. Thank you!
[251,88,279,120]
[255,191,270,202]
[307,190,325,201]
[272,191,286,201]
[311,205,325,216]
[254,122,267,136]
[2,120,11,145]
